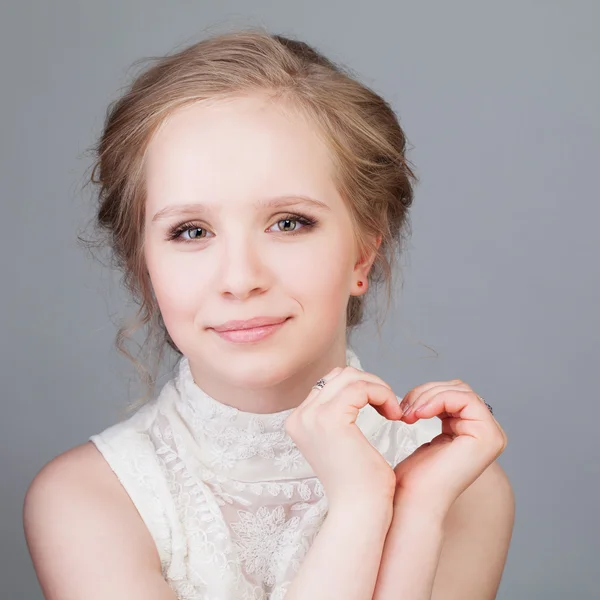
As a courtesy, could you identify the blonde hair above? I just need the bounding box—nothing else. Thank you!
[79,26,418,409]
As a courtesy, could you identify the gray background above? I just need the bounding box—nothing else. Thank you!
[2,1,598,598]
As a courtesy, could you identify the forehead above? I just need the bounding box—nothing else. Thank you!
[143,94,341,214]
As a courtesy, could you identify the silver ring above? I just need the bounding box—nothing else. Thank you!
[478,395,493,415]
[312,378,327,390]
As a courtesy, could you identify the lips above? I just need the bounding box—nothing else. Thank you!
[210,316,289,332]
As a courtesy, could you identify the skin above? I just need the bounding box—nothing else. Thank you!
[143,92,377,414]
[23,92,514,600]
[374,382,514,599]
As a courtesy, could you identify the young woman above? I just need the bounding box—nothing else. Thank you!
[23,28,514,600]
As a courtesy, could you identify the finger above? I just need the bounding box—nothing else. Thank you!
[302,367,345,406]
[441,416,474,438]
[400,382,468,419]
[310,367,393,408]
[407,390,494,424]
[323,380,402,424]
[440,416,507,461]
[399,380,469,413]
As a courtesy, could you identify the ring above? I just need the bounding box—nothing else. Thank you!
[478,395,493,415]
[312,378,327,390]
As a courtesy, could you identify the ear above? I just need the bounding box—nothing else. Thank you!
[351,235,382,295]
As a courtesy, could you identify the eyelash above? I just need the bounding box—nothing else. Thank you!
[165,213,318,244]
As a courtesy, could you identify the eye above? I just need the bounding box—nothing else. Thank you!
[268,214,317,234]
[166,222,213,243]
[181,227,208,240]
[273,218,300,232]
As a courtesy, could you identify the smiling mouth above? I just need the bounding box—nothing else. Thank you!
[210,317,291,343]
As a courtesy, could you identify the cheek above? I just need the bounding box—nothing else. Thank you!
[279,235,353,305]
[145,250,206,324]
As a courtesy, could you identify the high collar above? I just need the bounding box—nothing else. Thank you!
[171,346,383,482]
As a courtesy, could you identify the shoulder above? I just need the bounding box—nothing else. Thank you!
[23,442,175,599]
[431,462,515,599]
[451,460,515,525]
[23,442,130,527]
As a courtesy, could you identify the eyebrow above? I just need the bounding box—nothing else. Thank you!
[151,195,331,223]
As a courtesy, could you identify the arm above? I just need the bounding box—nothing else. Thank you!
[23,442,177,600]
[285,500,394,600]
[372,501,445,600]
[372,462,515,600]
[430,462,515,599]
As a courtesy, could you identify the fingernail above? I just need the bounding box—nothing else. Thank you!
[413,402,429,415]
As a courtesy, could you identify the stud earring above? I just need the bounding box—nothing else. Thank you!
[357,280,364,287]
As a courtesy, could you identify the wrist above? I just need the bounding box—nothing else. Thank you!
[387,501,446,551]
[328,497,394,529]
[392,492,450,527]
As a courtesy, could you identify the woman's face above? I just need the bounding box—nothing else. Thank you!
[143,93,374,388]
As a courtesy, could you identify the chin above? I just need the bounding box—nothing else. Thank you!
[181,322,324,387]
[216,352,296,389]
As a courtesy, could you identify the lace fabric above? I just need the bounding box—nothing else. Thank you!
[90,347,441,599]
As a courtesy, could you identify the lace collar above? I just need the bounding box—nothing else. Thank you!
[172,347,383,483]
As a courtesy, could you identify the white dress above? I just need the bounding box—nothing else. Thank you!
[89,346,441,600]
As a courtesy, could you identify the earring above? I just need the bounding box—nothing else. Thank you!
[357,280,364,287]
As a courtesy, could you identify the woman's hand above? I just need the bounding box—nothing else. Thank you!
[394,379,507,518]
[285,366,403,514]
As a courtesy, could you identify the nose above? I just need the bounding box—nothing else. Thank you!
[216,232,270,301]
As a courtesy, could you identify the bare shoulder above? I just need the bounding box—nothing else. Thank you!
[23,442,176,600]
[431,462,515,600]
[446,461,515,540]
[461,461,514,516]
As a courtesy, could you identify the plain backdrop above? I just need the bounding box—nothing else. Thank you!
[2,1,599,598]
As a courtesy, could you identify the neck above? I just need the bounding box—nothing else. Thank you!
[186,336,349,414]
